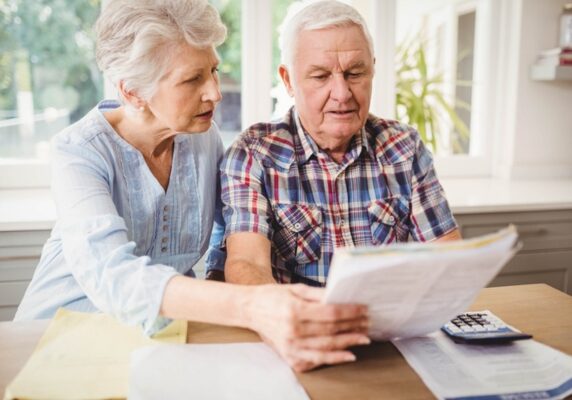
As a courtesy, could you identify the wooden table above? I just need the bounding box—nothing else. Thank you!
[1,284,571,399]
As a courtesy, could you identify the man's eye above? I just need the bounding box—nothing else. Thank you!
[212,67,219,74]
[347,72,363,79]
[311,75,328,80]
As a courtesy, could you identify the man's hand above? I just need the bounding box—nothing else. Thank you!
[244,284,370,372]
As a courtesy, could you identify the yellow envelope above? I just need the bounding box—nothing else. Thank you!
[4,308,187,400]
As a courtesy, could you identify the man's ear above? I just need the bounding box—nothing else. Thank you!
[118,80,145,109]
[278,64,295,97]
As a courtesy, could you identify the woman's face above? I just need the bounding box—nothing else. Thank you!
[146,43,222,133]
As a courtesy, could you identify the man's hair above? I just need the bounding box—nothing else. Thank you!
[278,0,374,69]
[95,0,226,104]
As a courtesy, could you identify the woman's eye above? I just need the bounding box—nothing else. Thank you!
[212,67,219,74]
[184,76,200,84]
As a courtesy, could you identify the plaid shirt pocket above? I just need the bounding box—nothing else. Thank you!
[273,203,323,265]
[368,197,410,244]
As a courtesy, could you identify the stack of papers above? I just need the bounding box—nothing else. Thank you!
[324,226,519,340]
[393,332,572,399]
[129,343,310,400]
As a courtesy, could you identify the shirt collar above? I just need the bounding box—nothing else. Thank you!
[293,108,374,164]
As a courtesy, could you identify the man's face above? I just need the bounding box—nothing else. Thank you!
[280,24,374,146]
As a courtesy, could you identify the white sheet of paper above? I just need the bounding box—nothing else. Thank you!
[393,332,572,399]
[128,342,310,400]
[324,226,519,340]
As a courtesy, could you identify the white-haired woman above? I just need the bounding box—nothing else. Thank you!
[14,0,369,372]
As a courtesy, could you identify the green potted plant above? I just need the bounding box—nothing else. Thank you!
[395,35,471,154]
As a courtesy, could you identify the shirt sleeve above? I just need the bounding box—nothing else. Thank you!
[204,133,227,273]
[408,134,458,241]
[220,138,273,241]
[51,136,179,336]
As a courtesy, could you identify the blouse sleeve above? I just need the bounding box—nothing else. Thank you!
[51,135,178,335]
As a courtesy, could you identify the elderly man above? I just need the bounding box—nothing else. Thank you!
[221,0,461,287]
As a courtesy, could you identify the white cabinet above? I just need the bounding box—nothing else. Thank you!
[456,209,572,294]
[0,230,49,320]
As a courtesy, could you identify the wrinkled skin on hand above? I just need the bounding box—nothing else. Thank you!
[247,284,370,372]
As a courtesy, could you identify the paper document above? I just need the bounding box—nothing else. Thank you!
[129,342,310,400]
[324,226,519,340]
[4,309,187,400]
[393,331,572,399]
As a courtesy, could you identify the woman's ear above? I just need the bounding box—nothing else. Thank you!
[278,65,295,97]
[118,80,146,110]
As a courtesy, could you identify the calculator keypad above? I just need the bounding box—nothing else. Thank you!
[441,310,533,344]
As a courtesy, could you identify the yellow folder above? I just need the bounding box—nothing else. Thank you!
[4,309,187,400]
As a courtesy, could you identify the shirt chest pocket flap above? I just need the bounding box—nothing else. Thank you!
[368,196,410,245]
[274,203,322,265]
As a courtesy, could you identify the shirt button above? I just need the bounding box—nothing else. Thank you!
[294,223,302,230]
[387,216,396,224]
[163,205,169,212]
[163,215,168,222]
[161,247,167,252]
[163,225,168,232]
[161,237,168,243]
[339,219,345,227]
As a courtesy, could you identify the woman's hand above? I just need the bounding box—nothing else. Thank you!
[244,284,370,372]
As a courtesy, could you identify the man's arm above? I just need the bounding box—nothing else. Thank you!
[225,232,275,285]
[434,228,462,242]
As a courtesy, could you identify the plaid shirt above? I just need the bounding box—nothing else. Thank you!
[221,107,457,286]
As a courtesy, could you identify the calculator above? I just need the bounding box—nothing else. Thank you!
[441,310,533,344]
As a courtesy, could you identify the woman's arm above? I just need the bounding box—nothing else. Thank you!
[161,276,370,372]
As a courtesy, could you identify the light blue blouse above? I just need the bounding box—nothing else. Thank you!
[14,100,225,334]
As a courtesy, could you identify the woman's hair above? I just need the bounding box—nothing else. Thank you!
[278,0,374,69]
[95,0,226,102]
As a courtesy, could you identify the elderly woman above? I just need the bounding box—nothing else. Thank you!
[14,0,369,372]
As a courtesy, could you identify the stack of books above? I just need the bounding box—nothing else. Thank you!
[535,47,572,66]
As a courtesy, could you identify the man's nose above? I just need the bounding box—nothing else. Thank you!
[202,76,222,104]
[330,73,352,103]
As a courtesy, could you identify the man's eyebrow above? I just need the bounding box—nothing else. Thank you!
[307,65,329,73]
[346,61,367,70]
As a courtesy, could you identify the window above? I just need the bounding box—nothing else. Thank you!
[0,0,503,188]
[213,0,242,146]
[395,0,495,176]
[0,0,103,186]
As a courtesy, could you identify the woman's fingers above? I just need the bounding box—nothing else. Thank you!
[296,332,371,351]
[291,316,370,337]
[287,348,359,372]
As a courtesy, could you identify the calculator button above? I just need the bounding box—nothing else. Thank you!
[460,326,472,332]
[448,325,462,333]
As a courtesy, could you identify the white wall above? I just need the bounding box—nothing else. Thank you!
[498,0,572,179]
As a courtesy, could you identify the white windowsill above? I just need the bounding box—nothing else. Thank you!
[1,179,572,232]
